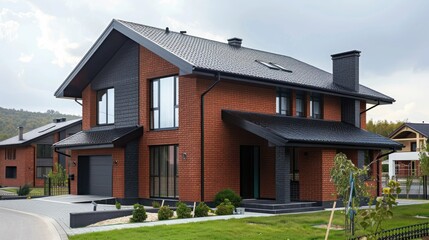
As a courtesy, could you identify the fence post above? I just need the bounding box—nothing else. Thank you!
[68,176,71,194]
[48,177,51,196]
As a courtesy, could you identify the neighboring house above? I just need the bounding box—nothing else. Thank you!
[388,123,429,178]
[0,118,82,187]
[53,19,401,207]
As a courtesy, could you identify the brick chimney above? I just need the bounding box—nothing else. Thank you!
[18,126,24,141]
[331,50,361,92]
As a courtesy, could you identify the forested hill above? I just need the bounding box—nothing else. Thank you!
[0,107,80,141]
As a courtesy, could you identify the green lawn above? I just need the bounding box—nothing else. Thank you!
[2,187,45,196]
[70,203,429,240]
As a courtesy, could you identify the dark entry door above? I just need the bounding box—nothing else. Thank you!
[240,146,260,199]
[78,156,113,196]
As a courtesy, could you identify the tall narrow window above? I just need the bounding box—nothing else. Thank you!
[310,94,323,119]
[276,89,291,116]
[97,88,115,125]
[37,144,53,158]
[150,145,179,198]
[151,76,179,129]
[5,148,16,160]
[296,92,306,117]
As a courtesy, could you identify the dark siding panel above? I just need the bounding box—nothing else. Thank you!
[91,39,139,128]
[341,98,360,127]
[124,140,139,198]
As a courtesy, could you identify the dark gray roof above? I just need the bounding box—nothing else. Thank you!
[0,119,82,147]
[55,19,394,104]
[222,110,402,150]
[53,126,143,150]
[390,123,429,138]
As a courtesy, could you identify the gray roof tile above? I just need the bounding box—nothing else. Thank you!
[222,110,402,149]
[0,119,82,147]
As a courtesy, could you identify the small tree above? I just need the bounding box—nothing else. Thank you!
[48,163,67,186]
[419,144,429,199]
[405,176,414,199]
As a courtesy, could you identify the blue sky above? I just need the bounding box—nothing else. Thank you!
[1,0,428,122]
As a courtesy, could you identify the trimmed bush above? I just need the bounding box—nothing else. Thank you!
[158,205,173,220]
[17,184,31,196]
[115,201,121,210]
[194,202,210,217]
[152,201,161,208]
[130,204,147,223]
[214,189,241,208]
[215,198,234,215]
[176,202,192,219]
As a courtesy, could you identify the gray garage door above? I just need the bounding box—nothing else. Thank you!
[78,156,113,196]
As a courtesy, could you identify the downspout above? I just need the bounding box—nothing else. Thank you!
[54,148,71,158]
[360,101,380,115]
[200,73,221,201]
[74,98,83,106]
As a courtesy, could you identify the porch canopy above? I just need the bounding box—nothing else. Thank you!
[222,109,401,204]
[222,110,402,150]
[53,126,143,150]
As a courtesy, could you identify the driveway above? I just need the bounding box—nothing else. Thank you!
[0,207,61,240]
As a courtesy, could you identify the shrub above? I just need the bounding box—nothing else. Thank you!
[215,198,234,215]
[115,201,121,210]
[214,189,241,208]
[158,205,173,220]
[130,204,147,222]
[176,202,192,219]
[17,184,31,196]
[194,202,210,217]
[152,201,161,208]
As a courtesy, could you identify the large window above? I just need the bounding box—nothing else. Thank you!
[5,166,17,179]
[97,88,115,125]
[296,92,306,117]
[37,144,52,158]
[150,76,179,129]
[276,89,291,116]
[36,166,52,178]
[310,94,323,119]
[150,145,179,198]
[5,148,16,160]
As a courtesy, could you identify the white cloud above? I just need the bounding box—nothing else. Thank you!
[18,53,33,62]
[0,20,19,41]
[365,69,429,123]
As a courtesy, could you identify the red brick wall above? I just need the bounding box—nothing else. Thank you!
[324,95,341,121]
[0,146,35,187]
[69,148,125,197]
[321,149,337,201]
[82,84,96,130]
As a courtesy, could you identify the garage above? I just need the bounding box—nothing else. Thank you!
[78,156,113,196]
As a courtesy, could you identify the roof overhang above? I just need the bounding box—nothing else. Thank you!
[222,110,403,150]
[55,19,194,99]
[53,126,143,150]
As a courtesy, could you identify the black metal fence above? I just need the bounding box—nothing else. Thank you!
[350,222,429,240]
[44,177,70,196]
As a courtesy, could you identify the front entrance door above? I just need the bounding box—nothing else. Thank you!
[240,146,260,199]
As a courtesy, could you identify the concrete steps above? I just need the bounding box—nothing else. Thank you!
[241,200,324,214]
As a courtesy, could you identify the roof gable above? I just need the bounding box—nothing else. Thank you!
[390,123,429,138]
[55,19,394,104]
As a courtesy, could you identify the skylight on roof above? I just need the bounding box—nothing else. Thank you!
[255,60,292,73]
[38,125,56,133]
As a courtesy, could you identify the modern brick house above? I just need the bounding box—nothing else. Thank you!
[387,123,429,178]
[53,19,401,207]
[0,118,81,187]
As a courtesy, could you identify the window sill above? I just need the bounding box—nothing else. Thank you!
[150,127,179,132]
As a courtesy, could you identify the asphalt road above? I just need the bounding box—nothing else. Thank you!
[0,207,62,240]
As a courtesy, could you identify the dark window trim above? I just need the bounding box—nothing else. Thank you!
[5,148,16,160]
[276,88,291,116]
[295,91,306,118]
[150,75,179,130]
[37,144,53,158]
[5,166,17,179]
[149,145,179,199]
[310,93,323,119]
[96,87,115,126]
[36,166,52,179]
